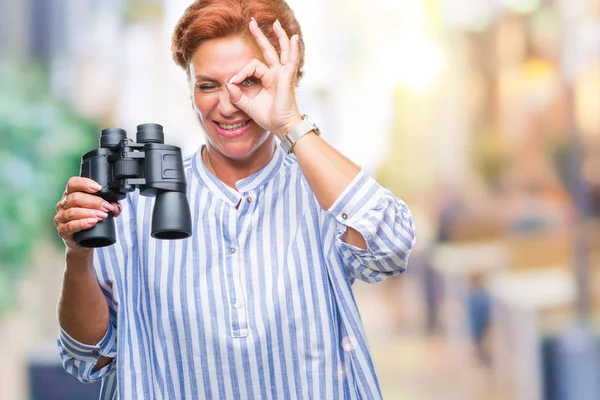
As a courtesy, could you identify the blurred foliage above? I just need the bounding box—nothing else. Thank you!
[0,61,97,313]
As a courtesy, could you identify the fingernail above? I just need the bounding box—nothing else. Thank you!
[251,17,257,24]
[229,75,237,84]
[275,19,281,27]
[103,202,115,212]
[90,183,103,191]
[87,218,98,225]
[117,203,122,213]
[96,211,109,219]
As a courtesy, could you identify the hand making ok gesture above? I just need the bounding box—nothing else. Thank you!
[225,18,303,138]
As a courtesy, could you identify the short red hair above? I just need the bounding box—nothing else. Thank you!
[172,0,305,81]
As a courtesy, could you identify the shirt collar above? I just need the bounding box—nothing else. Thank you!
[192,144,285,206]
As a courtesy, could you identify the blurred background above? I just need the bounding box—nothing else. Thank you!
[1,0,600,399]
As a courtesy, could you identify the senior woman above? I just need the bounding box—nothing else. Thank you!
[54,0,416,399]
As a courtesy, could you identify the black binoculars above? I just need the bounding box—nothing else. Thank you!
[73,123,192,248]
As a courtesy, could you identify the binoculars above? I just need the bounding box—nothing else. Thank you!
[73,123,192,248]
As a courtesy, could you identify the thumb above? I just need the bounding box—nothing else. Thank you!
[225,82,252,114]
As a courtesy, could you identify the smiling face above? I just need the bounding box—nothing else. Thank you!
[189,35,273,164]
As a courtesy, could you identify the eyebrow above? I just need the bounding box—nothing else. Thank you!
[194,74,220,83]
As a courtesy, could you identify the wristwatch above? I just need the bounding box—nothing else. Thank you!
[280,115,320,154]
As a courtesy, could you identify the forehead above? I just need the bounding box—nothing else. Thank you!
[189,35,263,80]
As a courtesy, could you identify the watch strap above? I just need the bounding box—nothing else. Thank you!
[280,115,319,154]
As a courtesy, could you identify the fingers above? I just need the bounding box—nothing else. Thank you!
[64,176,104,196]
[57,206,109,223]
[57,191,115,214]
[56,216,102,241]
[111,202,122,218]
[225,82,251,115]
[289,34,300,71]
[228,59,270,86]
[273,20,290,64]
[249,18,299,79]
[54,207,108,226]
[249,18,280,67]
[54,176,120,247]
[226,58,270,112]
[54,191,114,235]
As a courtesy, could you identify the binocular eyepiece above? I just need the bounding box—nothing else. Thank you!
[73,123,192,248]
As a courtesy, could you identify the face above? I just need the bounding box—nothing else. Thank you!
[189,35,272,163]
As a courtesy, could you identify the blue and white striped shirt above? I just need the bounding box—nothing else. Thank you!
[58,144,416,399]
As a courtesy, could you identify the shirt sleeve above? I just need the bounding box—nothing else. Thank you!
[328,170,416,284]
[57,313,118,383]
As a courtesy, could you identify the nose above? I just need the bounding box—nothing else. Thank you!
[217,87,240,117]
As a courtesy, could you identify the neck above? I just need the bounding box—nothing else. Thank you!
[203,138,276,190]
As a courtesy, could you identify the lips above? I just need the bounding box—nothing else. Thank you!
[212,119,252,138]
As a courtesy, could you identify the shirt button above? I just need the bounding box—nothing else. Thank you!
[342,213,348,220]
[92,350,100,355]
[234,302,242,309]
[229,247,236,254]
[246,197,252,203]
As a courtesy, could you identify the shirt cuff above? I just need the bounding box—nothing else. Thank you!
[58,323,117,364]
[328,170,387,239]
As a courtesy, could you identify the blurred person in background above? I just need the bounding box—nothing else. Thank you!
[466,272,492,366]
[52,0,416,399]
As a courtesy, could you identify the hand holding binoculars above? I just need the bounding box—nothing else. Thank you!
[74,123,192,248]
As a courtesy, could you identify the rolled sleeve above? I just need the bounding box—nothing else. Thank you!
[328,170,416,283]
[57,323,117,383]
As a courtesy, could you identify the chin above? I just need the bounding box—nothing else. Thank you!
[219,145,258,161]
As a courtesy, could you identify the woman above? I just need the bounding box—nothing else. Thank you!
[54,1,416,399]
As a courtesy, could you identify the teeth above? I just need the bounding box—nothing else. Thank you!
[218,121,246,130]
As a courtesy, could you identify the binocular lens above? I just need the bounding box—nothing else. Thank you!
[100,128,127,149]
[151,191,193,239]
[137,123,165,144]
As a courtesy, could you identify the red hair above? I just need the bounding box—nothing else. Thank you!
[171,0,305,81]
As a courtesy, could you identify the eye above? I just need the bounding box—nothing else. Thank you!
[240,77,259,87]
[196,83,219,93]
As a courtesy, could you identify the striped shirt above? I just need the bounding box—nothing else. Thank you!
[58,144,416,399]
